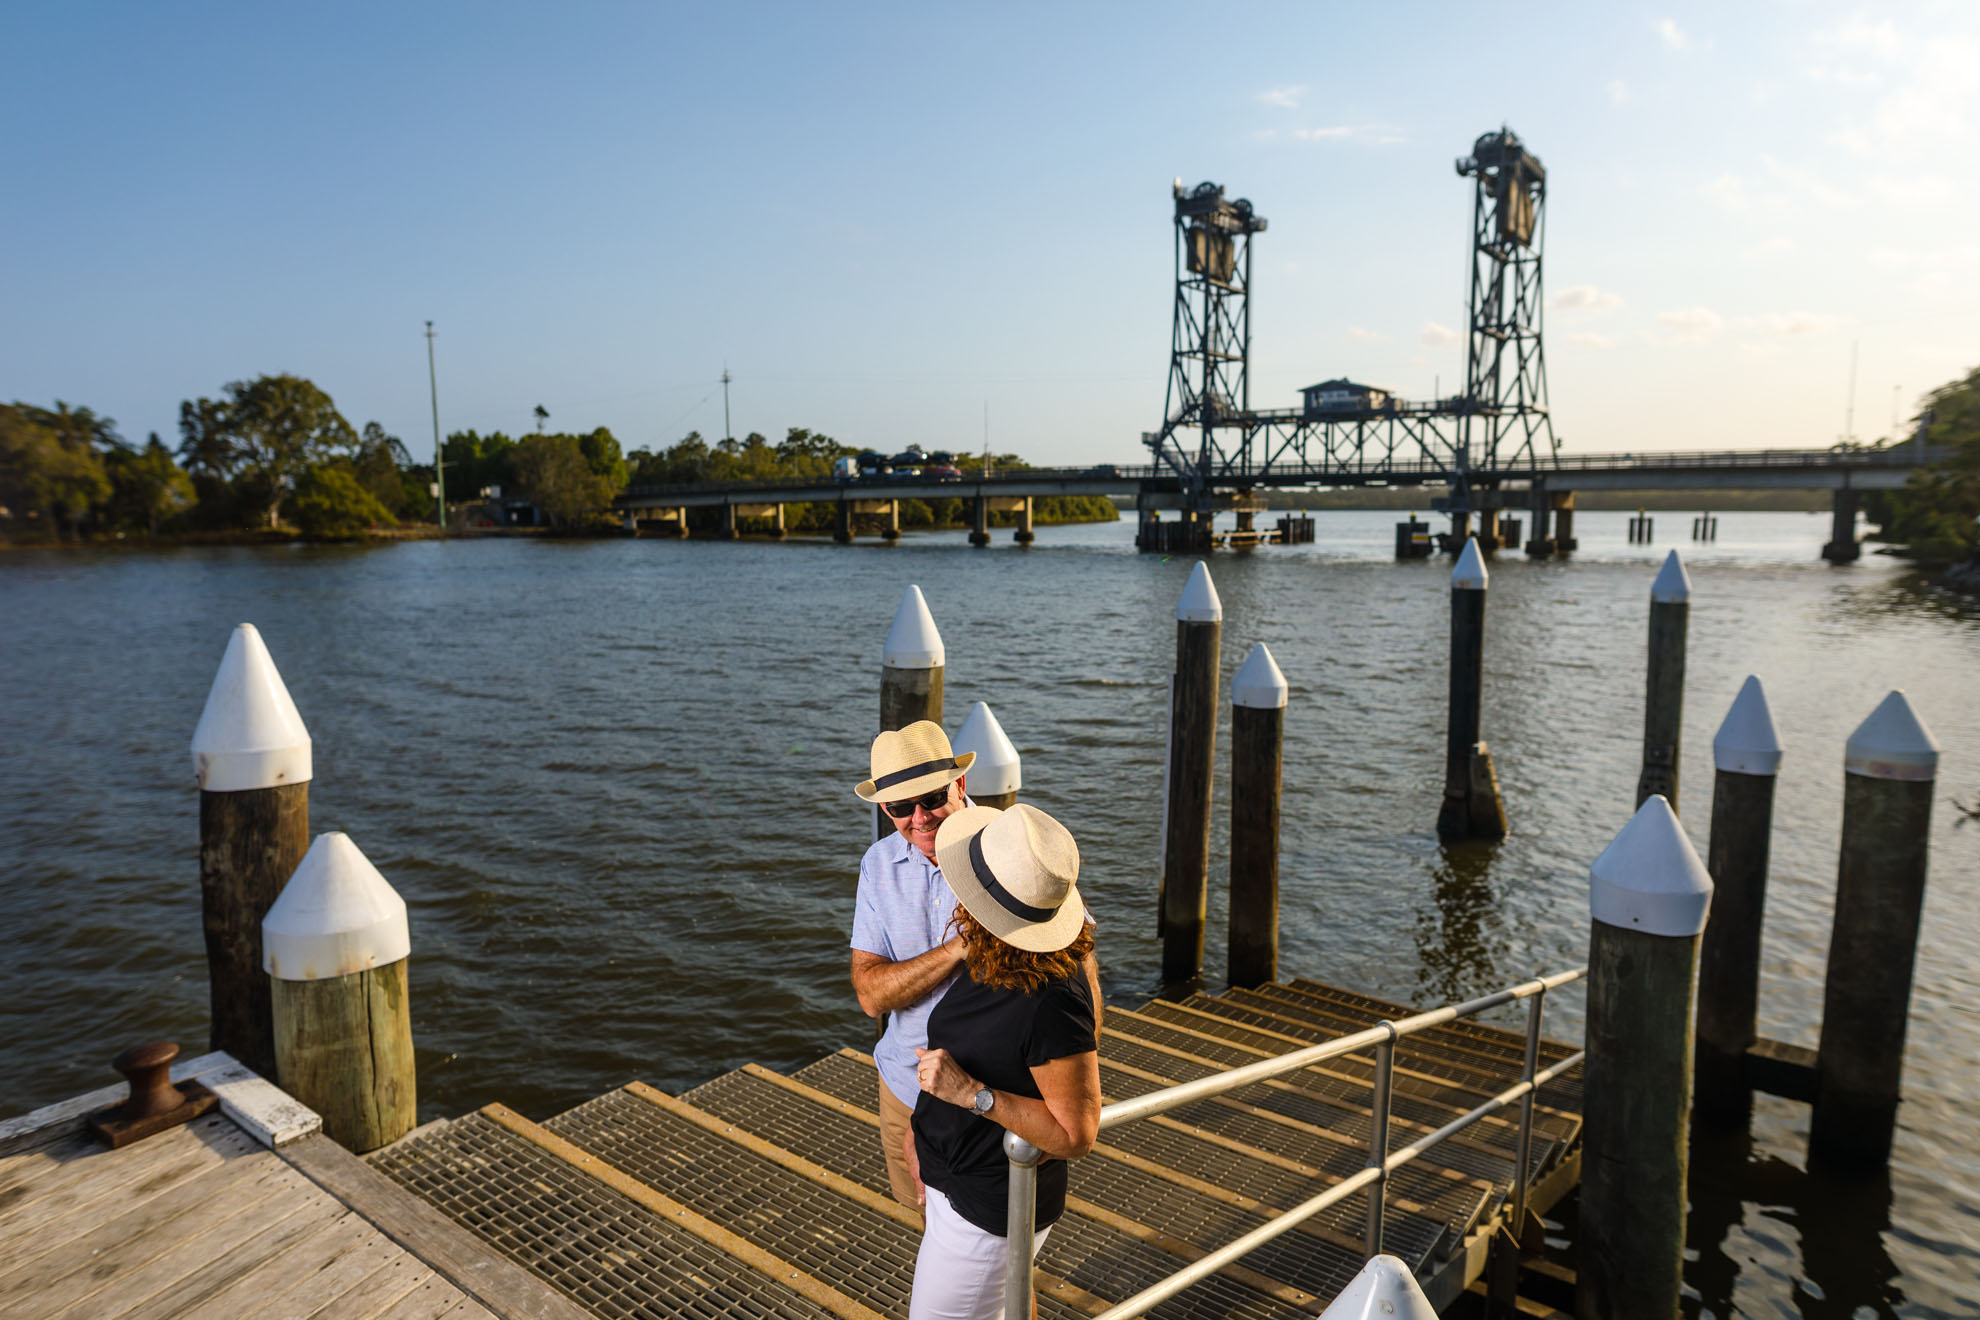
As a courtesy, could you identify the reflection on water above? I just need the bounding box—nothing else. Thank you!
[1,510,1977,1316]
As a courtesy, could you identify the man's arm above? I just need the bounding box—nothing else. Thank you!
[850,937,964,1018]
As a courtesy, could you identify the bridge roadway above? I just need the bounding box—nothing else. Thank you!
[614,445,1940,560]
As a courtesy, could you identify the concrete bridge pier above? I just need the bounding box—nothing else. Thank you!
[881,499,901,542]
[1014,496,1035,545]
[1823,488,1862,564]
[969,495,991,547]
[1525,487,1554,558]
[719,503,739,539]
[735,503,784,538]
[1554,495,1578,554]
[833,497,854,544]
[1476,507,1501,552]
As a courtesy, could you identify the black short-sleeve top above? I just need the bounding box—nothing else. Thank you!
[911,967,1097,1237]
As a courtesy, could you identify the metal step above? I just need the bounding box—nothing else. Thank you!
[685,1062,1335,1320]
[366,1108,870,1320]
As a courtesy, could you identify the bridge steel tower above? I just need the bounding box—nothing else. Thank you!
[1454,128,1557,506]
[1153,182,1266,501]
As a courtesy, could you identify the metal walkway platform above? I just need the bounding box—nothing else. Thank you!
[360,977,1582,1319]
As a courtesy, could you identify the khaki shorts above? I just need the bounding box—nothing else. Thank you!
[878,1076,924,1217]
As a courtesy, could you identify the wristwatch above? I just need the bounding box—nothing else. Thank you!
[972,1086,995,1116]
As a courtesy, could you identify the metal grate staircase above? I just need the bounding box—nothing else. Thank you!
[365,979,1582,1319]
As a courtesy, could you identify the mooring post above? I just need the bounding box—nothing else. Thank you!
[953,701,1019,810]
[1316,1256,1437,1318]
[1228,642,1287,989]
[1694,676,1783,1123]
[1811,690,1939,1167]
[1636,550,1691,812]
[1579,794,1712,1320]
[1161,562,1222,981]
[1436,539,1507,841]
[879,585,945,838]
[265,832,416,1152]
[191,623,312,1080]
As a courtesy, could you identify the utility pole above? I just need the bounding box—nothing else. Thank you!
[721,367,733,443]
[1843,340,1859,447]
[426,321,445,534]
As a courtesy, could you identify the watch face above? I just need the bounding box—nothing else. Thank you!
[974,1088,994,1113]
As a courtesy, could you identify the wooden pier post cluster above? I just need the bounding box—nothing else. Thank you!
[1436,538,1508,842]
[191,624,417,1153]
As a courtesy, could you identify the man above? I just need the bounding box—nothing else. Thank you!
[850,720,1101,1214]
[850,721,974,1212]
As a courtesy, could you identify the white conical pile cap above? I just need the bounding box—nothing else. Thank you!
[1589,795,1714,936]
[1316,1254,1437,1320]
[1651,549,1692,603]
[1845,690,1940,781]
[883,585,945,669]
[190,623,312,791]
[1451,538,1488,590]
[1231,643,1289,709]
[953,701,1020,797]
[1177,561,1222,622]
[264,832,410,981]
[1713,676,1783,775]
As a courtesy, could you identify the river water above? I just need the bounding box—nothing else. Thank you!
[2,510,1976,1316]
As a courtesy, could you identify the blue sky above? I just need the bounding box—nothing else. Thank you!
[3,2,1974,466]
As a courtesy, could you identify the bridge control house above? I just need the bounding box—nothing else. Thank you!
[1301,379,1397,417]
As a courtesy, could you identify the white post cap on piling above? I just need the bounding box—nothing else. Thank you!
[263,832,411,981]
[1651,548,1692,603]
[883,585,945,669]
[1450,537,1488,590]
[953,701,1021,796]
[1713,675,1783,776]
[1315,1254,1437,1320]
[1845,690,1940,781]
[1231,643,1289,710]
[1177,561,1222,622]
[191,623,312,792]
[1590,795,1714,936]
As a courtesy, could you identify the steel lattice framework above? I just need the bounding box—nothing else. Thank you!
[1144,129,1557,508]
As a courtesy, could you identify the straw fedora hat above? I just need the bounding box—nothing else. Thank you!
[934,804,1085,953]
[855,720,976,804]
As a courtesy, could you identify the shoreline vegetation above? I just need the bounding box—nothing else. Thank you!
[3,366,1975,593]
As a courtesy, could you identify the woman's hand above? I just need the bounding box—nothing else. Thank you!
[913,1047,981,1108]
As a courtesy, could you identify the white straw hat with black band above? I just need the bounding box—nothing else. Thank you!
[855,720,976,804]
[934,804,1085,953]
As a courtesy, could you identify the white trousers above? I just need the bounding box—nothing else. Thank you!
[908,1186,1053,1320]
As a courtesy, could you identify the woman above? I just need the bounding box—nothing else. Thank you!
[909,803,1101,1320]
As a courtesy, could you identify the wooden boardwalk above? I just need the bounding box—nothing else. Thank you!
[0,978,1581,1319]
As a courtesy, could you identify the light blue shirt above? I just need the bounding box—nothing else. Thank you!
[851,829,960,1108]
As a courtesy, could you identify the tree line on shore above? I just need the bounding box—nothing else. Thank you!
[1863,363,1980,566]
[0,373,1115,542]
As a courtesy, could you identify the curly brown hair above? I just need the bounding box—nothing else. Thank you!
[950,903,1094,994]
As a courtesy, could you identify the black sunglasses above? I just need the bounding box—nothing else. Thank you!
[881,786,953,819]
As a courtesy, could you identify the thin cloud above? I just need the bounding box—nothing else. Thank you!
[1548,285,1623,314]
[1656,18,1688,51]
[1738,311,1846,336]
[1257,85,1307,109]
[1290,124,1407,146]
[1658,307,1724,340]
[1347,326,1385,342]
[1420,322,1461,348]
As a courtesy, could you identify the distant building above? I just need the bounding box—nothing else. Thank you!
[1301,379,1395,417]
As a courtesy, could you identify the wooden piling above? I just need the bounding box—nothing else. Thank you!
[1228,643,1287,989]
[953,701,1019,810]
[266,832,416,1153]
[1694,676,1783,1122]
[191,623,313,1080]
[880,586,945,838]
[1812,691,1939,1167]
[1636,550,1690,812]
[1161,562,1222,981]
[1579,795,1712,1320]
[1436,539,1507,841]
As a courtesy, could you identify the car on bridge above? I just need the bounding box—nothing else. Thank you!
[923,451,963,481]
[854,450,891,480]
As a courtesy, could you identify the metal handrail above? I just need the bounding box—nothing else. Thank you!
[1001,965,1587,1319]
